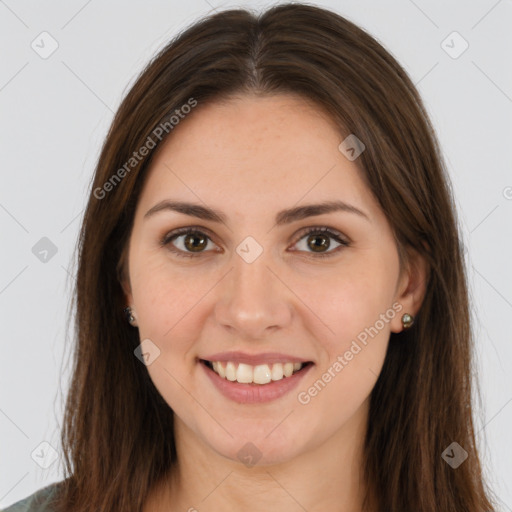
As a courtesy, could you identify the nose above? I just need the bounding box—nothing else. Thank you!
[214,249,293,340]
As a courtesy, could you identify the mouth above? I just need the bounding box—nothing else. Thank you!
[199,359,314,385]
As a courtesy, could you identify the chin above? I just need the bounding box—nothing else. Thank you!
[204,425,308,468]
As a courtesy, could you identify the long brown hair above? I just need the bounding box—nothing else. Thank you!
[53,3,497,511]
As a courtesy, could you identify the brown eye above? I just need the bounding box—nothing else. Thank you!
[161,226,350,259]
[183,232,208,252]
[307,233,331,252]
[292,227,350,258]
[161,228,216,258]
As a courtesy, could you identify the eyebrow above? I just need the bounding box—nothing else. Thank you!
[144,199,370,225]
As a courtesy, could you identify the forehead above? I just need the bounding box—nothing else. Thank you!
[165,92,343,161]
[137,93,380,222]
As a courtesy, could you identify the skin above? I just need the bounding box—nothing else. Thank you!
[121,93,428,512]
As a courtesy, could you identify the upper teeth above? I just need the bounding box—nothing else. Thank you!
[210,361,304,384]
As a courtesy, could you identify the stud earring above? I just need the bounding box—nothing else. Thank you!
[124,307,136,324]
[401,313,414,330]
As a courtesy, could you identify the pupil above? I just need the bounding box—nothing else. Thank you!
[185,233,206,252]
[309,234,329,252]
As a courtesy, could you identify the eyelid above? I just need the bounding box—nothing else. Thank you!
[160,225,217,246]
[289,226,350,259]
[294,225,350,244]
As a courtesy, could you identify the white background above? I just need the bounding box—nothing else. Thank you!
[1,0,511,509]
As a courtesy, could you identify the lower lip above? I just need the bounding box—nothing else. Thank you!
[200,360,313,404]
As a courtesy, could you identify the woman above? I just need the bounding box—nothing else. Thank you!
[3,3,497,511]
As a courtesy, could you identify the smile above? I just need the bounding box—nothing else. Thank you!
[199,358,314,404]
[202,360,311,385]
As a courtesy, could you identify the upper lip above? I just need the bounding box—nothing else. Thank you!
[200,351,312,366]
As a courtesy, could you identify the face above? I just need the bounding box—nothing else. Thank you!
[122,93,418,466]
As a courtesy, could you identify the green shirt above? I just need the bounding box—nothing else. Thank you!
[1,482,60,512]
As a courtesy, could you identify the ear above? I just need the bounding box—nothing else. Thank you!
[116,244,139,326]
[117,249,134,306]
[119,275,139,327]
[121,276,133,306]
[390,246,430,333]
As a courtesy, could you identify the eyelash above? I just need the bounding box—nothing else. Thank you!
[160,226,350,259]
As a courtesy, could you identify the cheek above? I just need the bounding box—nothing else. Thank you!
[298,263,395,410]
[296,309,390,438]
[131,259,207,414]
[130,249,201,334]
[307,262,397,350]
[129,264,211,409]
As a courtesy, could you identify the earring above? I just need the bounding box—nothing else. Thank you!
[401,313,414,330]
[124,307,135,324]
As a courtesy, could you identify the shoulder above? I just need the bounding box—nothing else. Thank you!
[1,481,63,512]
